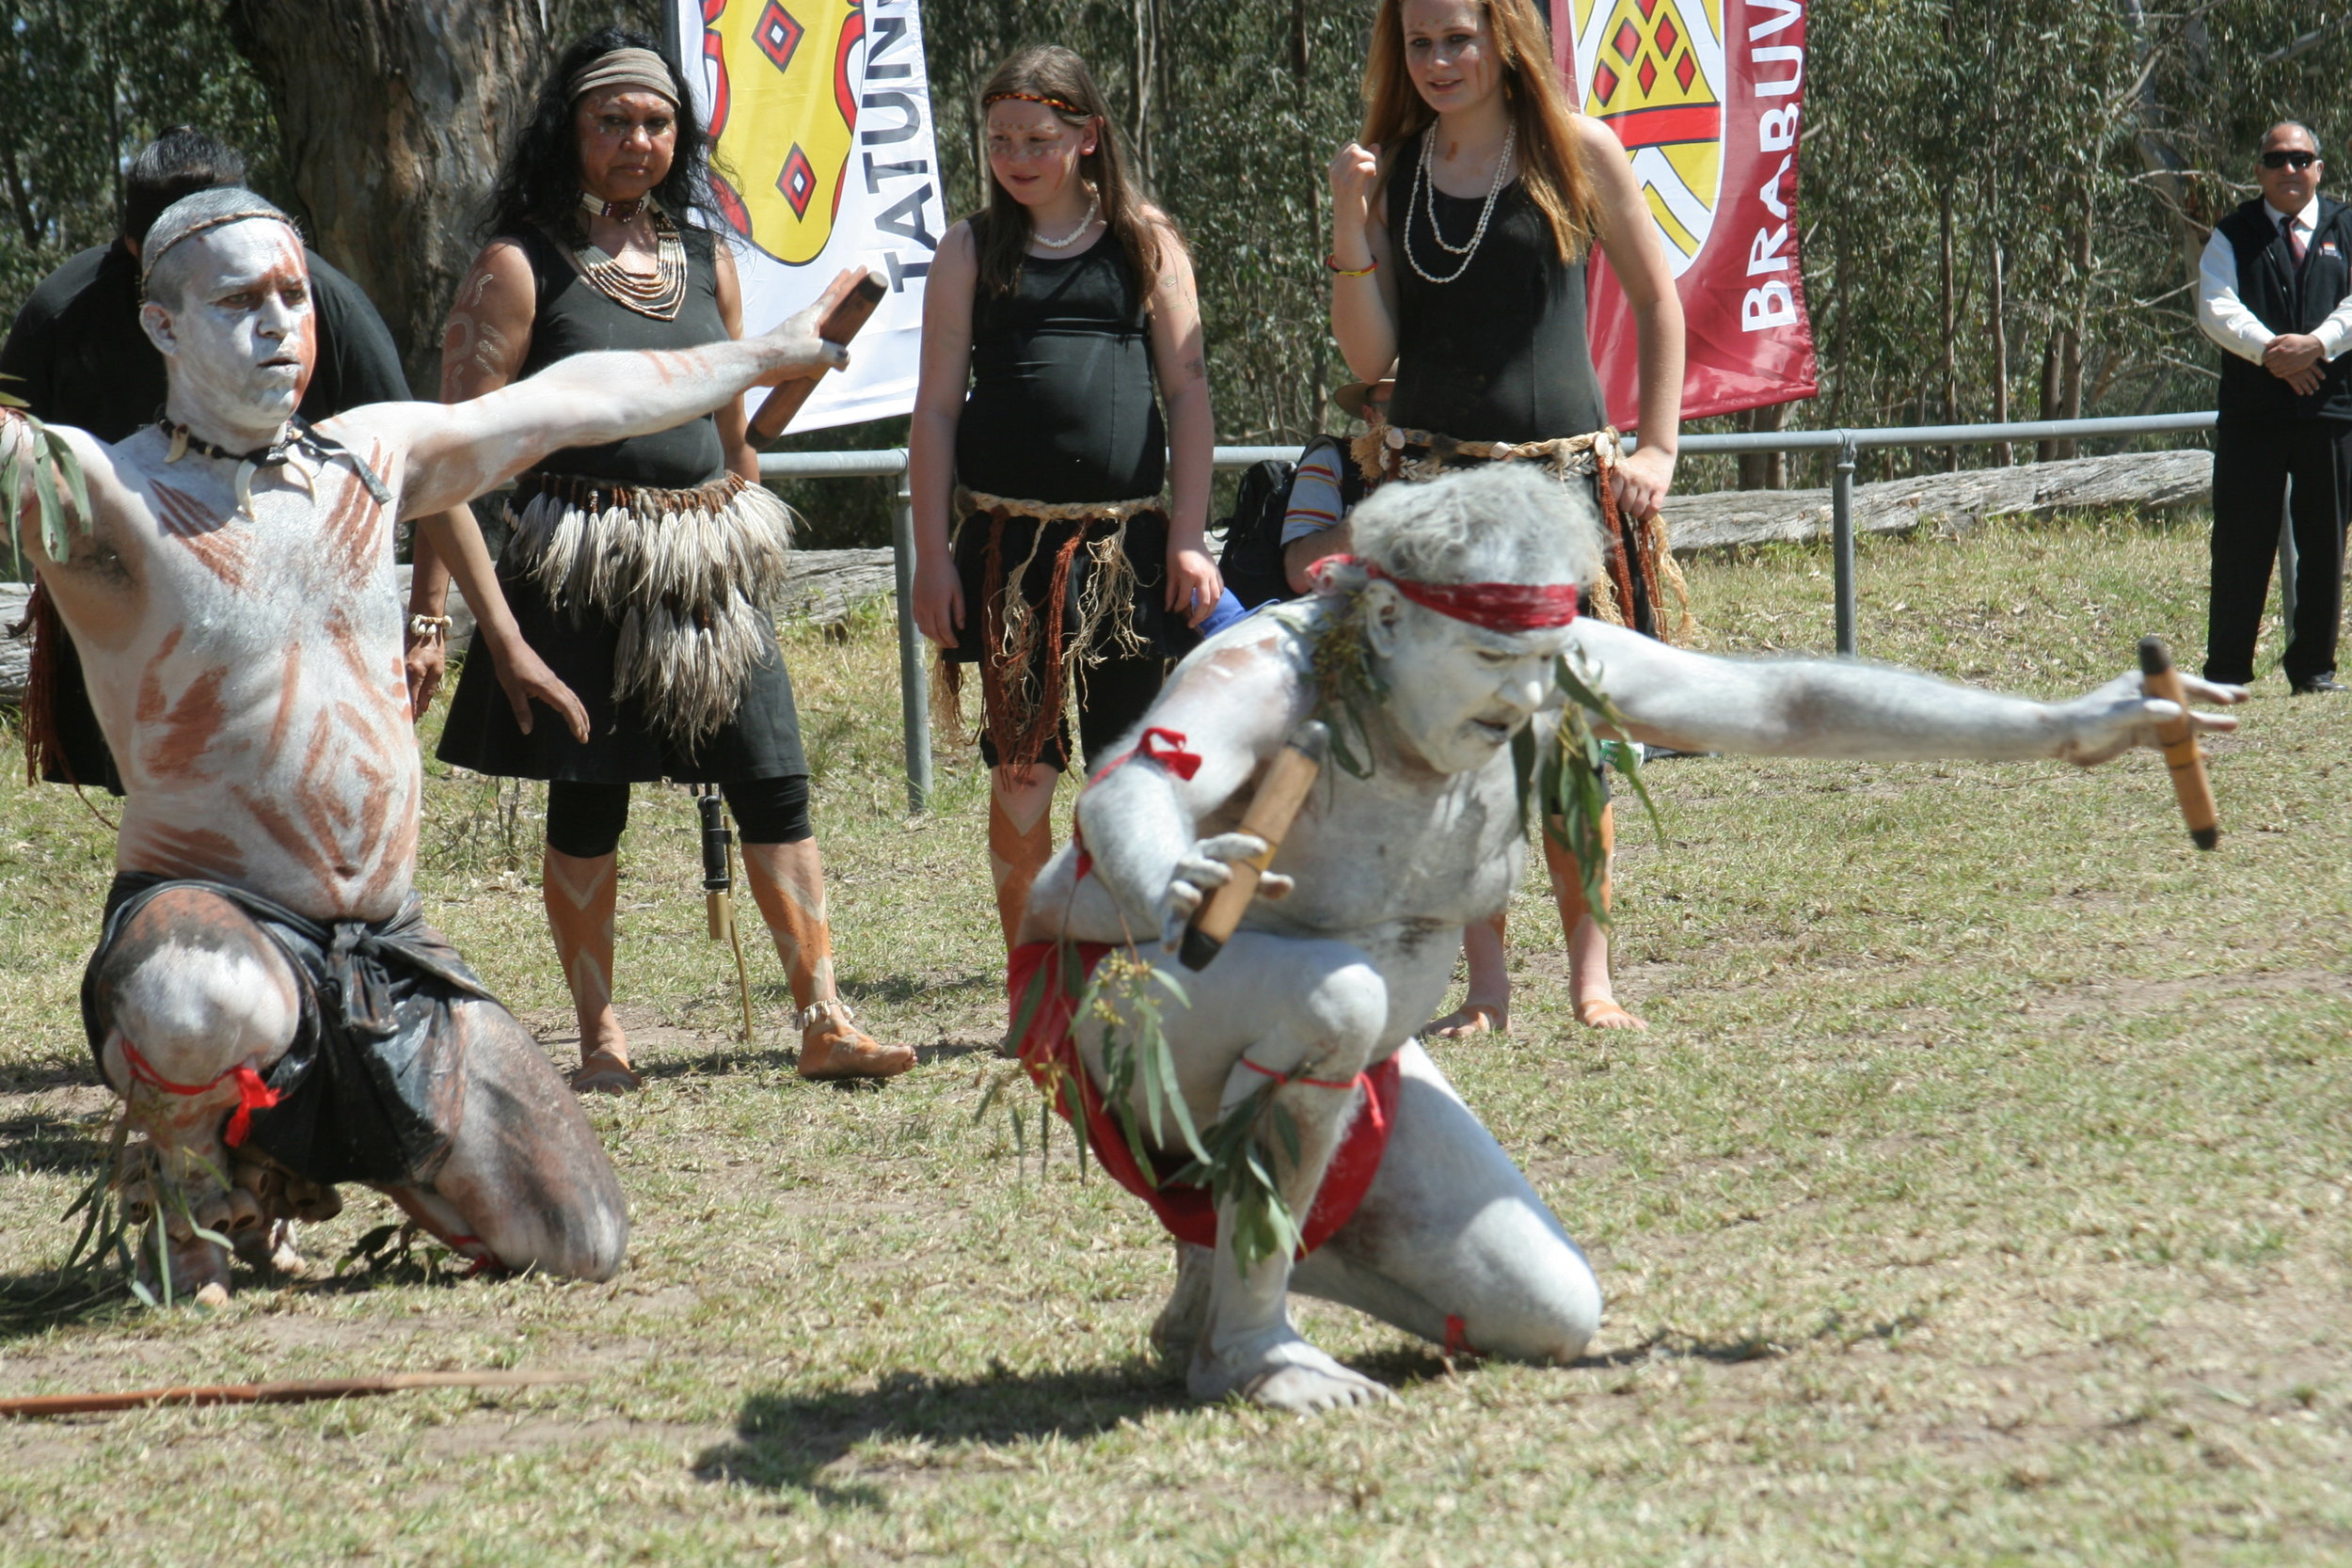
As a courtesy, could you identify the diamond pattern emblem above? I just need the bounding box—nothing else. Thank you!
[1594,62,1620,101]
[1613,18,1642,60]
[755,0,803,71]
[1674,51,1697,91]
[1637,56,1658,94]
[777,142,817,218]
[1656,15,1679,54]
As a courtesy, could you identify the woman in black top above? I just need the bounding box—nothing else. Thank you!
[1327,0,1686,1035]
[909,45,1220,952]
[435,30,910,1087]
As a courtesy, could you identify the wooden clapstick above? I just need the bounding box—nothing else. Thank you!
[748,266,886,440]
[1180,721,1330,972]
[2137,636,2220,850]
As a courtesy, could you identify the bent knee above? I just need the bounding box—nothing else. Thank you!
[97,891,299,1087]
[1287,958,1390,1059]
[1453,1229,1602,1364]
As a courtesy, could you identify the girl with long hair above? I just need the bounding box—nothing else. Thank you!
[1324,0,1687,1033]
[909,44,1221,951]
[433,28,912,1087]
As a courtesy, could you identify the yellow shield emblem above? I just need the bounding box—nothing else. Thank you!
[1572,0,1725,276]
[699,0,866,266]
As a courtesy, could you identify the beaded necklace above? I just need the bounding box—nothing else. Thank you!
[572,196,688,321]
[1402,122,1518,286]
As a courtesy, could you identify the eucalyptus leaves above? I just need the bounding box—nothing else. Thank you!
[0,395,93,578]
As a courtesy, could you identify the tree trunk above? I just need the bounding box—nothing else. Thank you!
[224,0,548,398]
[1737,401,1789,489]
[1988,234,2010,466]
[2036,334,2062,462]
[1939,187,1959,471]
[2057,208,2090,458]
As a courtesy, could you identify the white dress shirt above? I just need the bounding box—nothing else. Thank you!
[2197,196,2352,362]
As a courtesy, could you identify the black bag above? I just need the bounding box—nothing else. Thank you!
[1216,456,1299,610]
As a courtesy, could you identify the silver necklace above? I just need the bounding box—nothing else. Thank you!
[1403,122,1517,285]
[1030,192,1102,250]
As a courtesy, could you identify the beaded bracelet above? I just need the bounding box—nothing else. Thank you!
[406,612,453,643]
[1325,253,1377,277]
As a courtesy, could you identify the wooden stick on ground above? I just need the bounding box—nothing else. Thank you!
[0,1370,583,1419]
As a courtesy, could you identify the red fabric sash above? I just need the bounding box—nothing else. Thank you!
[1007,940,1397,1254]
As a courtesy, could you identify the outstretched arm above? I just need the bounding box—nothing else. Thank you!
[364,278,855,520]
[1573,620,2246,766]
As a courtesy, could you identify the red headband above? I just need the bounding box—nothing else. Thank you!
[984,89,1089,118]
[1354,561,1581,631]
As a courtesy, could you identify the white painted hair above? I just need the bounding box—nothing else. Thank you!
[1339,464,1602,591]
[141,186,301,307]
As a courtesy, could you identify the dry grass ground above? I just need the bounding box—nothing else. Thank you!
[0,508,2346,1566]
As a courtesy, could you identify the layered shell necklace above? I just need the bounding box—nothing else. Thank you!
[1403,120,1518,285]
[574,191,688,320]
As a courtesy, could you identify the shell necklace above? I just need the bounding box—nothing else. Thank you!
[573,194,688,320]
[1403,121,1518,285]
[1030,191,1102,251]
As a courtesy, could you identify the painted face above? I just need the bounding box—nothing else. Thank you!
[144,220,316,433]
[2258,125,2324,214]
[985,99,1098,208]
[1401,0,1502,118]
[1372,594,1571,774]
[576,87,678,202]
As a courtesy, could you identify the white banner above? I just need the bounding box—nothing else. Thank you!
[676,0,947,430]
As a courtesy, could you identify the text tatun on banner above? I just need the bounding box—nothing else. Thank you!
[679,0,946,431]
[1553,0,1818,424]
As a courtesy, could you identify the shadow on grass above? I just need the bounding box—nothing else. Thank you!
[0,1110,108,1176]
[694,1360,1187,1506]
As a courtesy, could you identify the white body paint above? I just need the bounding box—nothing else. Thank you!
[1026,469,2243,1413]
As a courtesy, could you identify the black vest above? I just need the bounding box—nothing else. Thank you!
[2216,196,2352,422]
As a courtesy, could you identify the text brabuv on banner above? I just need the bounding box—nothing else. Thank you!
[677,0,946,431]
[1552,0,1817,425]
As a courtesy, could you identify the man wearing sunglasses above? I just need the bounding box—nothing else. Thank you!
[2198,121,2352,694]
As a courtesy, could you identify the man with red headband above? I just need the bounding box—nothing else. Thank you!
[1012,464,2245,1414]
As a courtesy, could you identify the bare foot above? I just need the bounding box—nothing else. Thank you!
[1150,1243,1215,1363]
[135,1220,230,1305]
[797,1000,914,1081]
[1575,996,1648,1031]
[1189,1328,1395,1413]
[1428,1001,1508,1038]
[235,1218,306,1276]
[571,1047,643,1094]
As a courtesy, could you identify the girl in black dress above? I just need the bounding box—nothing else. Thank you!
[436,31,911,1087]
[909,45,1221,951]
[1327,0,1687,1034]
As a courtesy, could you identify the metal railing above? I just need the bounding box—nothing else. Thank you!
[762,413,2219,811]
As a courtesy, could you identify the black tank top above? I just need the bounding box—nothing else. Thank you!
[508,222,728,488]
[954,227,1167,504]
[1385,130,1609,444]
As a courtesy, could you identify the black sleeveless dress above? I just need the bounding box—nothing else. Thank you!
[437,224,807,784]
[941,227,1177,770]
[1387,130,1610,443]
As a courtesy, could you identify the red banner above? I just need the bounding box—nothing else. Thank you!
[1552,0,1818,425]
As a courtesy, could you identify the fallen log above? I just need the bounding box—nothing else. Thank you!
[0,1368,582,1418]
[1662,449,2212,554]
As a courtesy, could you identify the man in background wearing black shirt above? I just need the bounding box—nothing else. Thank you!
[1,128,422,788]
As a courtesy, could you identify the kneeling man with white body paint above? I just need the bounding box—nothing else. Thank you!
[6,188,851,1299]
[1010,463,2245,1413]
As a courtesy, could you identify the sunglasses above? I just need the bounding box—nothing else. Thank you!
[2261,150,2321,170]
